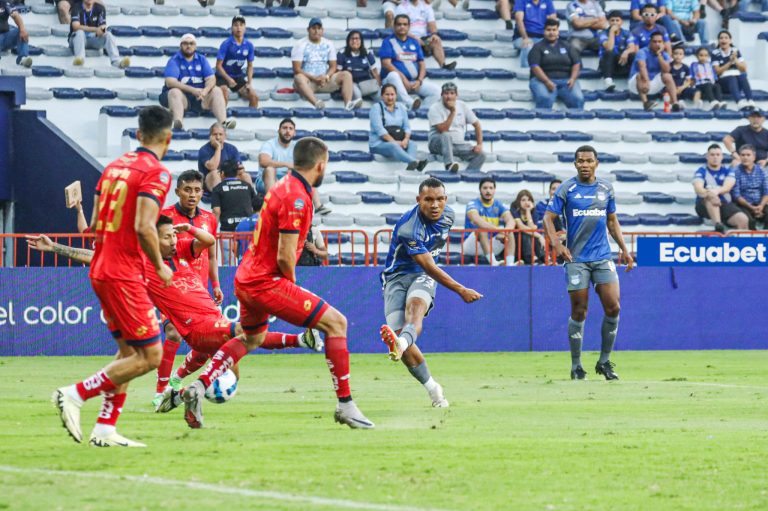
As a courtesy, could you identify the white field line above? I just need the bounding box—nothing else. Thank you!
[0,465,453,511]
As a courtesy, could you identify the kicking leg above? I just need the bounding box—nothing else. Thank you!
[399,297,448,407]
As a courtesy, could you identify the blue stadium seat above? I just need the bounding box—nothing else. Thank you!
[428,171,461,183]
[560,130,592,141]
[252,67,276,78]
[269,6,298,16]
[82,88,117,99]
[254,46,283,58]
[340,253,367,265]
[32,66,64,77]
[759,31,768,40]
[414,108,429,119]
[294,129,312,139]
[685,110,714,120]
[238,5,269,16]
[354,28,379,40]
[455,69,485,79]
[448,231,464,244]
[131,45,163,57]
[528,130,561,142]
[151,66,166,77]
[375,252,388,265]
[325,108,354,119]
[678,131,710,142]
[239,152,250,161]
[667,213,702,226]
[611,170,648,182]
[714,109,744,120]
[329,151,343,163]
[735,11,767,21]
[169,26,202,37]
[313,130,347,141]
[656,111,685,120]
[676,152,707,164]
[228,107,262,117]
[340,151,373,162]
[161,45,179,56]
[752,90,768,101]
[382,213,401,225]
[465,130,501,142]
[470,8,499,19]
[600,153,620,163]
[101,105,136,117]
[639,192,676,204]
[579,68,601,79]
[597,90,630,101]
[498,130,531,141]
[197,46,218,58]
[354,108,373,119]
[472,108,506,120]
[110,26,141,37]
[443,47,461,58]
[616,214,640,226]
[410,130,429,141]
[189,128,209,139]
[459,46,491,57]
[162,150,184,161]
[555,152,575,163]
[345,130,369,142]
[536,109,566,120]
[334,171,368,183]
[427,68,456,79]
[593,109,625,119]
[376,28,394,39]
[27,45,43,56]
[437,29,469,41]
[566,110,596,119]
[201,27,230,38]
[124,67,155,78]
[324,233,351,244]
[637,213,672,226]
[123,128,138,139]
[460,172,485,182]
[649,131,681,142]
[358,191,394,204]
[504,108,536,119]
[583,90,600,102]
[707,131,729,140]
[624,109,655,120]
[261,107,292,118]
[169,130,192,140]
[140,26,171,37]
[491,170,524,182]
[51,88,84,99]
[521,170,555,182]
[261,27,293,38]
[246,28,262,39]
[181,149,199,160]
[483,68,516,80]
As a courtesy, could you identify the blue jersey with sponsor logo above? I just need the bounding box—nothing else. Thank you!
[382,204,454,282]
[547,176,616,262]
[163,52,214,90]
[217,36,255,79]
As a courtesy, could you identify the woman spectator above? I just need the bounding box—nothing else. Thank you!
[336,30,381,102]
[369,84,428,171]
[712,30,756,111]
[511,190,546,265]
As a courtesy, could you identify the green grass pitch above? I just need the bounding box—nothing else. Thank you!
[0,351,766,511]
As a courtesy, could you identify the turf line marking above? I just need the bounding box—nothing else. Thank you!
[0,465,451,511]
[631,380,768,390]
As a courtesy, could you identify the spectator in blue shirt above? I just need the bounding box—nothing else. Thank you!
[692,143,749,232]
[379,14,440,110]
[629,0,678,38]
[161,34,236,131]
[512,0,558,68]
[528,19,585,110]
[628,32,679,111]
[369,84,427,171]
[463,177,516,266]
[731,144,768,229]
[670,45,695,103]
[566,0,608,57]
[689,46,725,109]
[198,123,253,193]
[215,15,258,108]
[598,11,637,92]
[337,30,381,102]
[0,0,31,68]
[631,4,672,55]
[666,0,707,45]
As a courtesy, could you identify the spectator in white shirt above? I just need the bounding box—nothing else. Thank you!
[395,0,457,70]
[427,82,485,172]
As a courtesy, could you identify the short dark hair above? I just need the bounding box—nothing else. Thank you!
[394,14,410,25]
[544,18,559,28]
[607,10,623,19]
[574,145,598,160]
[649,31,664,40]
[177,169,204,188]
[478,177,496,189]
[279,118,295,129]
[418,177,445,194]
[641,3,658,12]
[220,159,239,178]
[549,179,562,189]
[138,106,172,143]
[707,143,721,152]
[739,144,756,154]
[696,46,710,56]
[156,215,173,229]
[293,137,328,170]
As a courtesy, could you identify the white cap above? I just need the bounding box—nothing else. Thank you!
[180,33,197,44]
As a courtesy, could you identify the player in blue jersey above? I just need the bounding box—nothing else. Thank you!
[543,145,634,381]
[379,178,483,407]
[215,15,258,108]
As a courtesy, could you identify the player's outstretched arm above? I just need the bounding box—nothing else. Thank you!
[606,213,634,272]
[136,196,173,285]
[25,235,94,265]
[412,253,483,304]
[175,223,216,256]
[543,211,572,262]
[277,232,299,283]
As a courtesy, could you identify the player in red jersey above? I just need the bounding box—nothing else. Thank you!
[51,106,175,447]
[181,137,374,429]
[154,169,222,403]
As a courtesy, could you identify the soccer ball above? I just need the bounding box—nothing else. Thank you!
[204,369,239,404]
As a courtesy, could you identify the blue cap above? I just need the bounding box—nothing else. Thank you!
[308,17,322,28]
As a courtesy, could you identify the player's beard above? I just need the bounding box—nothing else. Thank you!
[279,134,293,145]
[314,174,324,187]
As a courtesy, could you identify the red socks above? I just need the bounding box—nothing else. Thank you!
[96,392,126,426]
[260,332,299,350]
[75,370,116,401]
[176,350,210,379]
[324,336,351,399]
[156,339,181,393]
[199,339,248,388]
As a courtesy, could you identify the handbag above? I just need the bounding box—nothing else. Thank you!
[380,103,406,141]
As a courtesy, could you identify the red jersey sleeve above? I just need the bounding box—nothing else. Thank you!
[176,238,199,261]
[138,165,172,207]
[278,193,310,234]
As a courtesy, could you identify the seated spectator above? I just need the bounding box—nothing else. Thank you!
[512,0,557,68]
[383,0,402,29]
[297,223,328,266]
[628,32,680,111]
[212,160,261,264]
[510,190,546,265]
[55,0,103,26]
[712,30,756,111]
[724,110,768,167]
[379,14,440,110]
[629,0,679,37]
[497,0,514,30]
[0,0,31,67]
[395,0,457,70]
[430,0,471,9]
[161,34,236,131]
[598,11,637,92]
[369,84,427,171]
[528,19,585,111]
[198,123,253,193]
[670,45,695,104]
[291,18,359,111]
[631,4,671,55]
[463,177,516,266]
[692,143,749,232]
[703,0,737,29]
[534,179,563,231]
[731,145,768,230]
[69,0,129,68]
[428,82,485,173]
[337,30,381,101]
[666,0,707,45]
[566,0,608,57]
[689,46,725,110]
[216,15,259,108]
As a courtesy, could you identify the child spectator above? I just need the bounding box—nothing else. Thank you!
[690,46,726,110]
[669,45,695,104]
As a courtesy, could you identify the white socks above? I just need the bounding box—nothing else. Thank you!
[423,377,439,393]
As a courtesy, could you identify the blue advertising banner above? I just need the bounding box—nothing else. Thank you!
[638,237,768,266]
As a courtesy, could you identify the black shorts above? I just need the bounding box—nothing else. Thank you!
[216,75,248,92]
[695,200,742,222]
[159,88,203,113]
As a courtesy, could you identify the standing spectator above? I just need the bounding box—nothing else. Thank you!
[670,45,695,105]
[215,15,259,108]
[528,19,585,111]
[497,0,514,30]
[211,160,261,264]
[628,32,680,111]
[161,34,236,131]
[512,0,557,69]
[291,18,359,111]
[731,145,768,230]
[631,4,672,54]
[198,123,253,193]
[0,0,32,67]
[337,30,381,102]
[379,14,440,110]
[69,0,129,68]
[510,189,546,265]
[598,11,637,92]
[535,179,563,230]
[463,177,516,266]
[692,143,749,232]
[428,82,485,173]
[369,84,427,171]
[395,0,457,70]
[689,46,725,110]
[724,110,768,167]
[666,0,707,45]
[566,0,608,57]
[297,224,329,266]
[712,30,756,111]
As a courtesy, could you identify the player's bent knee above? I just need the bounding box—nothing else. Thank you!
[317,307,347,336]
[143,344,164,371]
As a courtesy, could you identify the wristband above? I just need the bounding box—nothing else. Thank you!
[211,280,220,289]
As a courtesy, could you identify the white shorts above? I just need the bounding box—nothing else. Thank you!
[628,73,665,96]
[382,1,398,14]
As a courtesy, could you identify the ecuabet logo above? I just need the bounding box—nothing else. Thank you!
[638,237,768,266]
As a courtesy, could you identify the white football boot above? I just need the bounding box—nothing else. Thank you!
[52,387,83,443]
[334,400,375,429]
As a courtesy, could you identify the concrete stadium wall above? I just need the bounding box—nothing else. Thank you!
[0,267,765,356]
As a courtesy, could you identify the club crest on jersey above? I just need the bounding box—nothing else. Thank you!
[303,300,312,311]
[294,198,305,210]
[160,173,170,184]
[178,258,189,267]
[597,191,607,201]
[293,219,301,228]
